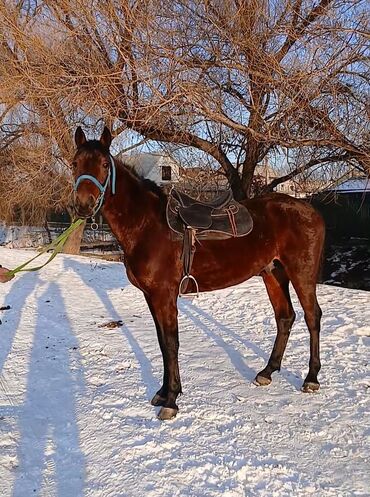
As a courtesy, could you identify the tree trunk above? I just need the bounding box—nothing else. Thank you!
[241,134,263,198]
[241,167,255,198]
[44,218,52,244]
[225,166,246,201]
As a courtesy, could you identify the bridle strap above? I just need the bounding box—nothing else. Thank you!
[110,155,116,195]
[74,155,116,216]
[74,174,108,194]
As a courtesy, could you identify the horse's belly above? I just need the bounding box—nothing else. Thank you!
[190,236,274,292]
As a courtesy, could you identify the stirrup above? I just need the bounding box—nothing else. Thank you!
[178,274,199,298]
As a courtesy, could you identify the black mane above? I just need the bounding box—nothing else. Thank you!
[119,159,168,202]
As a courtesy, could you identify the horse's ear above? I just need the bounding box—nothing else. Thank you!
[75,127,87,148]
[100,127,112,149]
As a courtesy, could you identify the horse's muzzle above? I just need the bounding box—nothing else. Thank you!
[74,195,96,218]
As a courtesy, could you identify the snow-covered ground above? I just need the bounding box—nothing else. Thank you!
[0,247,369,497]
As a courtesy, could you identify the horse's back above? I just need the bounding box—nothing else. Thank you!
[245,192,324,241]
[246,192,325,274]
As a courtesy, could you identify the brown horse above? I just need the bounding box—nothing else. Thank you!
[72,127,325,420]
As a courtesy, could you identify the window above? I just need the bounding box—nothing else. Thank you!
[162,165,172,181]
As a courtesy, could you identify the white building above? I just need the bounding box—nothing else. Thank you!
[254,163,323,197]
[120,152,180,187]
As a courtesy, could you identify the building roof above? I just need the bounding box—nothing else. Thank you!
[328,178,370,193]
[120,152,168,177]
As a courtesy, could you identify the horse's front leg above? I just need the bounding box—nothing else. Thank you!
[145,292,182,420]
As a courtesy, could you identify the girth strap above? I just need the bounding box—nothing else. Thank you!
[179,227,199,297]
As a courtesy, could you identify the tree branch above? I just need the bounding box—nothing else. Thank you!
[276,0,333,62]
[262,153,352,193]
[122,111,245,199]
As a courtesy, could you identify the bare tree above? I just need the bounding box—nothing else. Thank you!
[0,0,369,207]
[123,0,369,197]
[0,1,84,249]
[0,129,71,225]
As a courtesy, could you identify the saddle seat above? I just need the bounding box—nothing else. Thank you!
[167,188,253,238]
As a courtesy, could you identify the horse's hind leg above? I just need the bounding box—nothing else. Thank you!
[282,257,323,391]
[291,281,322,392]
[279,211,324,392]
[255,263,296,386]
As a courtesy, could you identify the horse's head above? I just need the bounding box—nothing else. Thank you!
[72,126,116,218]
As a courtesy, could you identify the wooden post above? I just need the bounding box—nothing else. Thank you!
[62,219,86,255]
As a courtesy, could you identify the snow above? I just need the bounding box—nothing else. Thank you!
[0,247,369,497]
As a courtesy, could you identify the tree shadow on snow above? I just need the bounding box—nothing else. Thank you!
[63,257,129,323]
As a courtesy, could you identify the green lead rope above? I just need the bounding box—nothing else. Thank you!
[4,218,84,278]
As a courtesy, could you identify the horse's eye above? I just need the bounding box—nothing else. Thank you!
[103,162,109,169]
[71,161,77,169]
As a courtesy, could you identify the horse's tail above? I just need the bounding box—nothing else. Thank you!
[317,215,326,283]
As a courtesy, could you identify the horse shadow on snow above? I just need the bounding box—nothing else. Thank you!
[0,275,85,497]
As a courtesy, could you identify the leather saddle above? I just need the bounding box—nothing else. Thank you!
[167,189,253,239]
[166,189,253,297]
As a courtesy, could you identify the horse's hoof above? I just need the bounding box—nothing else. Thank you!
[157,407,178,421]
[254,374,272,386]
[151,394,166,406]
[302,381,320,393]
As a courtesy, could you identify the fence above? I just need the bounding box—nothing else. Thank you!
[0,221,120,252]
[310,192,370,240]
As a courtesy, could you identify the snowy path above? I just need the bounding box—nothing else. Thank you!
[0,248,369,497]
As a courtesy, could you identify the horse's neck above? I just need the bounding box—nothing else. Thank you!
[102,163,164,255]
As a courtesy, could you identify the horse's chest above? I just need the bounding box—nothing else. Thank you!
[125,263,144,291]
[125,243,181,291]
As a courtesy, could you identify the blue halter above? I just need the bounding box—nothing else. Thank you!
[74,155,116,217]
